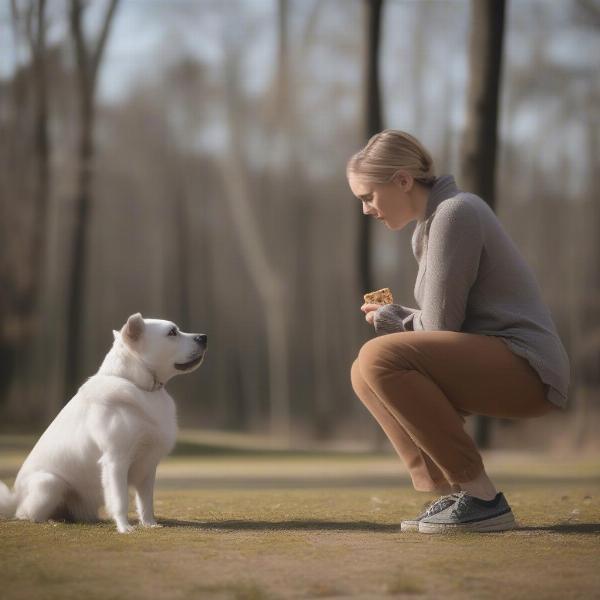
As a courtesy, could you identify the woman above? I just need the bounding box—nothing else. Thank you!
[347,130,570,533]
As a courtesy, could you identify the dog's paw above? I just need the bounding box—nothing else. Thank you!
[140,520,162,528]
[117,523,135,534]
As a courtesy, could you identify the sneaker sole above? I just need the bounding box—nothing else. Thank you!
[418,511,516,534]
[400,520,420,532]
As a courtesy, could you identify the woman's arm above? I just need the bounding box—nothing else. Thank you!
[411,199,484,332]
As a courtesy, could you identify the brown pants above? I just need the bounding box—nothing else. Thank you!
[351,331,556,492]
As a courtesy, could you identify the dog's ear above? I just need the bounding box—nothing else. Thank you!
[123,313,145,342]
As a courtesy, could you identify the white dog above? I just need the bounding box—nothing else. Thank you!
[0,313,206,533]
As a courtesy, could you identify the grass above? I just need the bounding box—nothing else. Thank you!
[1,433,599,600]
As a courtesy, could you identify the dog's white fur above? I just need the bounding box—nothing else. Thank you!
[0,313,206,533]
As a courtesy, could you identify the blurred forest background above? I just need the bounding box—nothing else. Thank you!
[1,0,598,450]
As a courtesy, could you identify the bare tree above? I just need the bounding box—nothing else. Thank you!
[461,0,506,447]
[220,3,292,440]
[0,0,50,414]
[22,0,50,322]
[460,0,505,208]
[64,0,119,399]
[361,0,389,449]
[358,0,384,297]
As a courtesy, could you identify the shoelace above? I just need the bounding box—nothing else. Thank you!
[421,492,462,517]
[450,492,472,517]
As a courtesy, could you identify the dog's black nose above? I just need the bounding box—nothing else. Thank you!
[194,334,207,346]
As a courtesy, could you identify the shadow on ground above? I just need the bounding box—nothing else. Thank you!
[157,518,600,534]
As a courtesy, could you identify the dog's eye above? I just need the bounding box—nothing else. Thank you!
[167,327,178,337]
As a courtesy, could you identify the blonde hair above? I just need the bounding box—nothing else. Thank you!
[346,129,436,185]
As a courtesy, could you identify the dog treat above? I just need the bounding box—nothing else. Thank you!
[363,287,393,305]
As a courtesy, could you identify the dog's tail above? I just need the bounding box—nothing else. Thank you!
[0,480,17,518]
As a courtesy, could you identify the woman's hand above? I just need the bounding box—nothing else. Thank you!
[361,303,381,326]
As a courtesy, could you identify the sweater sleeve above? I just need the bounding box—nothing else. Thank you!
[373,303,420,335]
[411,200,484,332]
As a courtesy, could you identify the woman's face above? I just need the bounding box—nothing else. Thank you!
[347,171,421,230]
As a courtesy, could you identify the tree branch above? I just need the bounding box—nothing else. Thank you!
[90,0,120,85]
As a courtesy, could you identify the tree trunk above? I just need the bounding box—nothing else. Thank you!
[174,182,191,329]
[1,0,50,418]
[461,0,506,448]
[362,0,388,449]
[64,0,119,399]
[220,7,292,440]
[359,0,383,296]
[29,0,50,322]
[460,0,506,210]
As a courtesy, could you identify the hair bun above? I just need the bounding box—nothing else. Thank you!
[346,129,436,184]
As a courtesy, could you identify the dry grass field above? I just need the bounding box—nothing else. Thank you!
[1,433,599,600]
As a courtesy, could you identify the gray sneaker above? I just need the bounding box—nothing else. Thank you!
[418,491,516,533]
[400,493,461,532]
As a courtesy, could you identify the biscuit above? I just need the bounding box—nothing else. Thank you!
[363,287,393,305]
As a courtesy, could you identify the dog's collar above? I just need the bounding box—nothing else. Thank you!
[134,358,164,393]
[115,336,164,392]
[147,375,164,393]
[134,364,165,393]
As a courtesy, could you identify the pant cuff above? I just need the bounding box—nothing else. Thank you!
[445,464,485,485]
[411,476,453,493]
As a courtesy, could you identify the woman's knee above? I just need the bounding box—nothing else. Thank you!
[350,358,360,386]
[350,358,369,398]
[357,336,409,383]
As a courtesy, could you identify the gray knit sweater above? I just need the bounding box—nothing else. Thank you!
[373,174,570,409]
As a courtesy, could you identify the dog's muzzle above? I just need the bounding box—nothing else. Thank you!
[174,334,207,371]
[174,352,205,371]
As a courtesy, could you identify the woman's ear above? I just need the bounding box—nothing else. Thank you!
[392,171,414,191]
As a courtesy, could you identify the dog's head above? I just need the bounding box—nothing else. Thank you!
[115,313,207,385]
